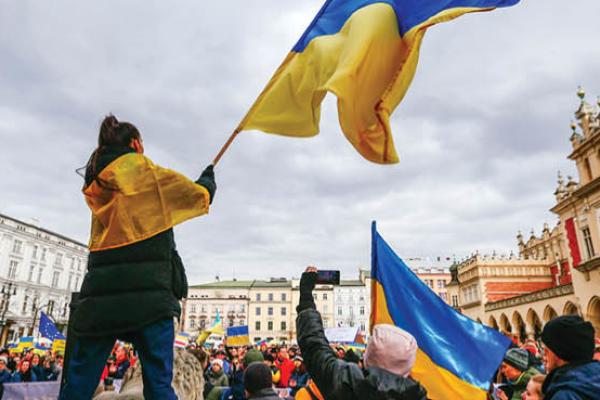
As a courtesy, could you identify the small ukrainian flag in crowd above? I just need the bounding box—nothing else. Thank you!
[239,0,519,164]
[226,326,250,347]
[370,222,511,400]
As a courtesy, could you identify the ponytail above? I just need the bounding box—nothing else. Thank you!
[78,114,141,188]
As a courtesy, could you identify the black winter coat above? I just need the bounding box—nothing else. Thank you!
[296,308,428,400]
[72,148,213,337]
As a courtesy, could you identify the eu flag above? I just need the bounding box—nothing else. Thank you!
[39,312,66,341]
[370,222,511,399]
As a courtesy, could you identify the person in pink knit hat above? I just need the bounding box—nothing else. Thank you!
[296,267,427,400]
[364,324,418,377]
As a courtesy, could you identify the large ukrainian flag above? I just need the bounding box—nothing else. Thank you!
[370,222,511,399]
[239,0,519,164]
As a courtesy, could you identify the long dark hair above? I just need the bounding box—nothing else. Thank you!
[78,115,141,188]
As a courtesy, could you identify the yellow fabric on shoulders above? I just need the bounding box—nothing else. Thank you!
[84,153,210,251]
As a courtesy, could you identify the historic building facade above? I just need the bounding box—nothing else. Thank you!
[333,269,371,333]
[448,88,600,338]
[0,214,88,345]
[185,262,451,342]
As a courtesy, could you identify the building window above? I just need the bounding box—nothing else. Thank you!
[281,307,287,316]
[313,294,317,301]
[67,273,73,290]
[255,307,261,316]
[201,305,207,313]
[337,307,342,316]
[268,307,273,316]
[22,296,28,314]
[268,321,273,331]
[323,319,328,328]
[12,240,22,254]
[360,306,365,316]
[582,227,595,259]
[281,293,287,301]
[239,304,245,313]
[324,304,328,313]
[37,268,43,284]
[255,321,261,331]
[281,321,287,331]
[55,253,63,267]
[190,304,197,313]
[52,271,60,288]
[28,265,35,282]
[190,319,196,329]
[437,280,446,289]
[440,292,448,301]
[200,319,206,330]
[268,293,273,301]
[32,246,38,259]
[322,293,327,300]
[8,261,18,279]
[256,293,261,301]
[74,276,80,290]
[47,300,55,316]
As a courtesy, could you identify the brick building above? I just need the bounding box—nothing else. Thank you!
[447,88,600,339]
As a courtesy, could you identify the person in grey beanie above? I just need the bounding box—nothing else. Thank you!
[497,348,540,400]
[540,315,600,400]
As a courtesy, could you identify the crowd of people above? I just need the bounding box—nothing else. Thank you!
[90,269,600,399]
[0,348,63,397]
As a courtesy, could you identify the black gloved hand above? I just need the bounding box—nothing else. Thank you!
[196,164,216,204]
[296,271,317,313]
[201,165,215,179]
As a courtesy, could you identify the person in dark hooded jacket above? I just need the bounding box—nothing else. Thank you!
[60,115,216,400]
[540,315,600,400]
[296,267,427,400]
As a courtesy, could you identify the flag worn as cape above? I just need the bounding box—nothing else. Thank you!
[84,153,210,251]
[238,0,519,164]
[370,221,511,399]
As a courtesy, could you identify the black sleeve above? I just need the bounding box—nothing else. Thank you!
[195,165,216,204]
[296,308,364,400]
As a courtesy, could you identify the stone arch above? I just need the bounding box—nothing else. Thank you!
[587,296,600,334]
[499,313,512,333]
[544,305,558,323]
[512,311,527,343]
[526,309,543,339]
[488,315,499,330]
[563,301,580,316]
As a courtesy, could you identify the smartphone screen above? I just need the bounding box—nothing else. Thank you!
[316,270,340,285]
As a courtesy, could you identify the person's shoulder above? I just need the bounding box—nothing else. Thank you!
[360,367,427,399]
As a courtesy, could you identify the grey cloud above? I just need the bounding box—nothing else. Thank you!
[1,0,599,284]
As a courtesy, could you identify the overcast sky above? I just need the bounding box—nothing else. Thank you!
[1,0,599,284]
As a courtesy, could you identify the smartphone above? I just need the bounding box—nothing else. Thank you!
[316,270,340,285]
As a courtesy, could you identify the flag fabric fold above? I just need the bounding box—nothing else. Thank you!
[239,0,519,164]
[39,312,66,341]
[370,221,511,399]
